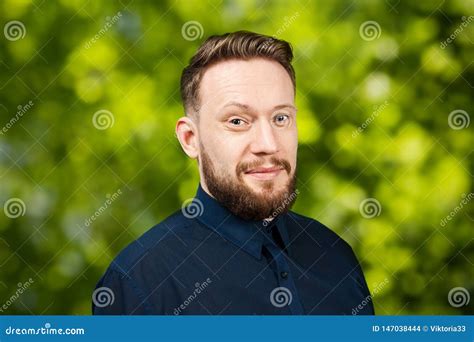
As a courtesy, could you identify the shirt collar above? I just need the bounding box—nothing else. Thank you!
[194,184,289,260]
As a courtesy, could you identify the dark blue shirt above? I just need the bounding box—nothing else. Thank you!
[93,185,374,315]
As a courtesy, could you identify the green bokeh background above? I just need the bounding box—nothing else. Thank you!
[0,0,472,315]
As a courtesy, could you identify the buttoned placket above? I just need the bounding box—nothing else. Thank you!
[261,221,304,315]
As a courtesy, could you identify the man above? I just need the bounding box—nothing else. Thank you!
[93,31,374,315]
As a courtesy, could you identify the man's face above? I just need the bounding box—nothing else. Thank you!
[196,58,298,220]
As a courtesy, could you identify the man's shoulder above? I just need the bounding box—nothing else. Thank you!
[107,209,191,274]
[286,211,354,254]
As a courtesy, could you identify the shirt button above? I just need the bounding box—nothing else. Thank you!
[280,271,288,279]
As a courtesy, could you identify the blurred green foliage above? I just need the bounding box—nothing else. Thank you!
[0,0,472,315]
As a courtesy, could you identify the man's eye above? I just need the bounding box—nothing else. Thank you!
[230,118,244,126]
[274,114,290,126]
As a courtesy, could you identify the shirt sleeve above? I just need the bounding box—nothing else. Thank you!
[92,267,152,315]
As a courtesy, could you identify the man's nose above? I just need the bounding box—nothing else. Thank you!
[250,120,279,155]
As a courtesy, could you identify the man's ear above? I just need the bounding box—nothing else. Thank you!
[175,116,199,159]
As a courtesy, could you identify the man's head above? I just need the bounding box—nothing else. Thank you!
[176,31,298,221]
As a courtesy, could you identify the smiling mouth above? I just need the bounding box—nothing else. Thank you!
[244,166,285,180]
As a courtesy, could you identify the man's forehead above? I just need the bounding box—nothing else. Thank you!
[199,58,295,111]
[202,58,291,85]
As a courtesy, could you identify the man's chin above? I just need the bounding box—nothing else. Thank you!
[242,179,287,197]
[241,174,287,193]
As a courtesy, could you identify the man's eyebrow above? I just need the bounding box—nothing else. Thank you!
[273,103,297,111]
[222,101,251,111]
[221,101,297,112]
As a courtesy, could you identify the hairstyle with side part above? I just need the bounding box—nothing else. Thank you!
[180,30,296,116]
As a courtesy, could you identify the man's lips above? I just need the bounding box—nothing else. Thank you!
[243,166,286,180]
[244,166,285,174]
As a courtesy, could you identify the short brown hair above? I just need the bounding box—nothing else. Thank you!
[180,30,296,115]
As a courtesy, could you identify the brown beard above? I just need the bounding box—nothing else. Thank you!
[200,147,297,221]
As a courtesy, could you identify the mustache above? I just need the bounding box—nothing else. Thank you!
[236,157,291,176]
